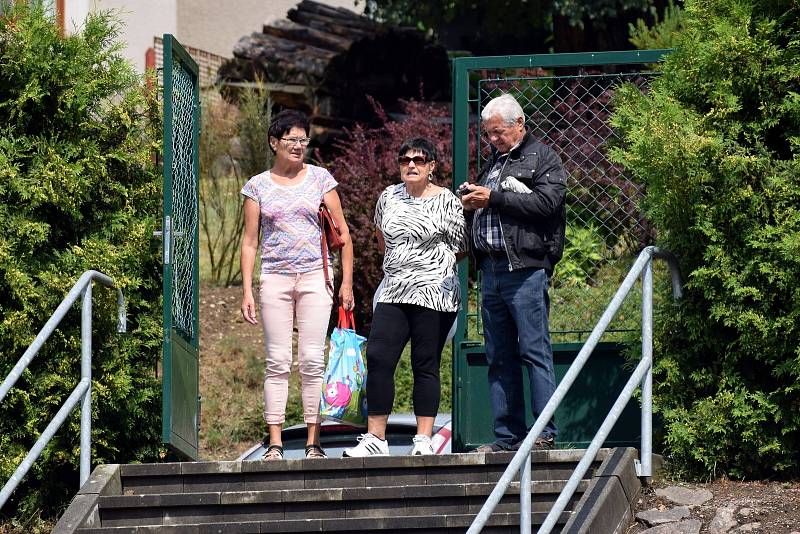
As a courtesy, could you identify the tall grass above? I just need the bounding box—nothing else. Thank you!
[199,85,271,286]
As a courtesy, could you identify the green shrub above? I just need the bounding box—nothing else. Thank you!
[628,0,687,50]
[611,0,800,478]
[0,5,162,516]
[552,224,607,289]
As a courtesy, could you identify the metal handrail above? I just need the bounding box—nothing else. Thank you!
[467,246,682,533]
[0,270,126,510]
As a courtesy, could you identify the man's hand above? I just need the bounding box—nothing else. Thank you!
[462,186,492,210]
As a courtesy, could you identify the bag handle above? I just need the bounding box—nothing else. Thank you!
[337,306,355,330]
[319,207,337,304]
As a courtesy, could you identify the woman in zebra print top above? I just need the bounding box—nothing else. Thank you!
[343,137,467,458]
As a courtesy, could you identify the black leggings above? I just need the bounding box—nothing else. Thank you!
[366,303,457,417]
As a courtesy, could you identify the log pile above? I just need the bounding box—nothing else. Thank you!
[217,0,450,133]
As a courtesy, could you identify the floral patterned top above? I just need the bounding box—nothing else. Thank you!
[241,164,337,274]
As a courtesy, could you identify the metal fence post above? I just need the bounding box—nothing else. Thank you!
[0,270,126,509]
[520,452,532,534]
[640,259,653,477]
[80,284,92,486]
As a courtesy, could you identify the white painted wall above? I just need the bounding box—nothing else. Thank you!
[62,0,361,73]
[64,0,177,73]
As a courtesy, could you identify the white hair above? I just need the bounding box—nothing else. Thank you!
[481,94,525,125]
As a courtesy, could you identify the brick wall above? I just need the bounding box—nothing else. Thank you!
[151,36,229,89]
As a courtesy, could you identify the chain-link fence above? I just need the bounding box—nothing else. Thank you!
[169,60,199,340]
[473,68,657,343]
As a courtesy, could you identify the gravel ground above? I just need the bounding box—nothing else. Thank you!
[628,478,800,533]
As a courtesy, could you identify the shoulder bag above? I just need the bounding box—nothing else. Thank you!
[319,203,344,298]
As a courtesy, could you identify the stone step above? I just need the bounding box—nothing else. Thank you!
[57,448,645,534]
[92,480,586,528]
[119,450,599,496]
[76,510,574,533]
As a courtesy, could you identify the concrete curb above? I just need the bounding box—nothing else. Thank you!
[52,464,121,534]
[561,447,642,534]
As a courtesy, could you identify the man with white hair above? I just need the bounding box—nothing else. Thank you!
[460,93,566,452]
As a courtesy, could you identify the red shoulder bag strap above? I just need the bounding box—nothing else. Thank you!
[319,206,336,303]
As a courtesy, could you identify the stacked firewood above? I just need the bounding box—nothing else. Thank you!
[217,0,450,133]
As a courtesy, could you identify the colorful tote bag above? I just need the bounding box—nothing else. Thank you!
[319,307,368,426]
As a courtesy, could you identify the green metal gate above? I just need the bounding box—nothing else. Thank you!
[161,34,201,460]
[451,50,670,452]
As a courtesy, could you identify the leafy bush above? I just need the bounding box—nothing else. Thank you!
[551,224,606,289]
[322,97,477,328]
[0,5,162,516]
[611,0,800,478]
[628,0,687,50]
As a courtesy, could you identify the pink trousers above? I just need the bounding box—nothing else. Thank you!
[259,269,332,425]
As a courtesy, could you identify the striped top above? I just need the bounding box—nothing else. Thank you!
[374,184,467,312]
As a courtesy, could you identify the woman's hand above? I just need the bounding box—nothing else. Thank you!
[241,292,258,324]
[339,283,355,311]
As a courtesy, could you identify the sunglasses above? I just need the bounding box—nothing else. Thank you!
[397,155,429,166]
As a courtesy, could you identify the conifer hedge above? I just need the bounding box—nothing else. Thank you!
[611,0,800,478]
[0,5,163,516]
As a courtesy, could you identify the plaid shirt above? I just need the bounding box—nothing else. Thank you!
[472,154,507,253]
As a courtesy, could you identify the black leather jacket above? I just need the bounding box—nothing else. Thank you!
[466,131,567,273]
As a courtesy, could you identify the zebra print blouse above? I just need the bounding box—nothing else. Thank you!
[374,184,468,312]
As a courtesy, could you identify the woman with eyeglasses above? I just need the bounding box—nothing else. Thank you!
[343,137,467,458]
[240,109,354,460]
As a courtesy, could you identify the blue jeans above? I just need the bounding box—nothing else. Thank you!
[481,256,558,448]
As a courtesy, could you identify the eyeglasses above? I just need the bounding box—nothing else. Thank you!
[281,137,311,146]
[397,155,429,166]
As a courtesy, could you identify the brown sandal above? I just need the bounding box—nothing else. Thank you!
[262,444,283,461]
[305,444,327,459]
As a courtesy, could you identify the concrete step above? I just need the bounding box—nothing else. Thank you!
[90,480,585,528]
[75,511,574,533]
[55,448,643,534]
[117,450,597,496]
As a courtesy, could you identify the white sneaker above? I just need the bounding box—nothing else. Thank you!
[342,433,389,457]
[410,434,434,455]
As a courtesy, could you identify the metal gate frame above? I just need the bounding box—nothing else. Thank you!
[450,50,671,452]
[161,34,201,460]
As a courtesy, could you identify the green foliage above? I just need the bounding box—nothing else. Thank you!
[360,0,655,30]
[552,224,607,289]
[629,0,687,49]
[553,0,655,28]
[0,4,162,516]
[610,0,800,478]
[199,85,271,286]
[358,0,656,52]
